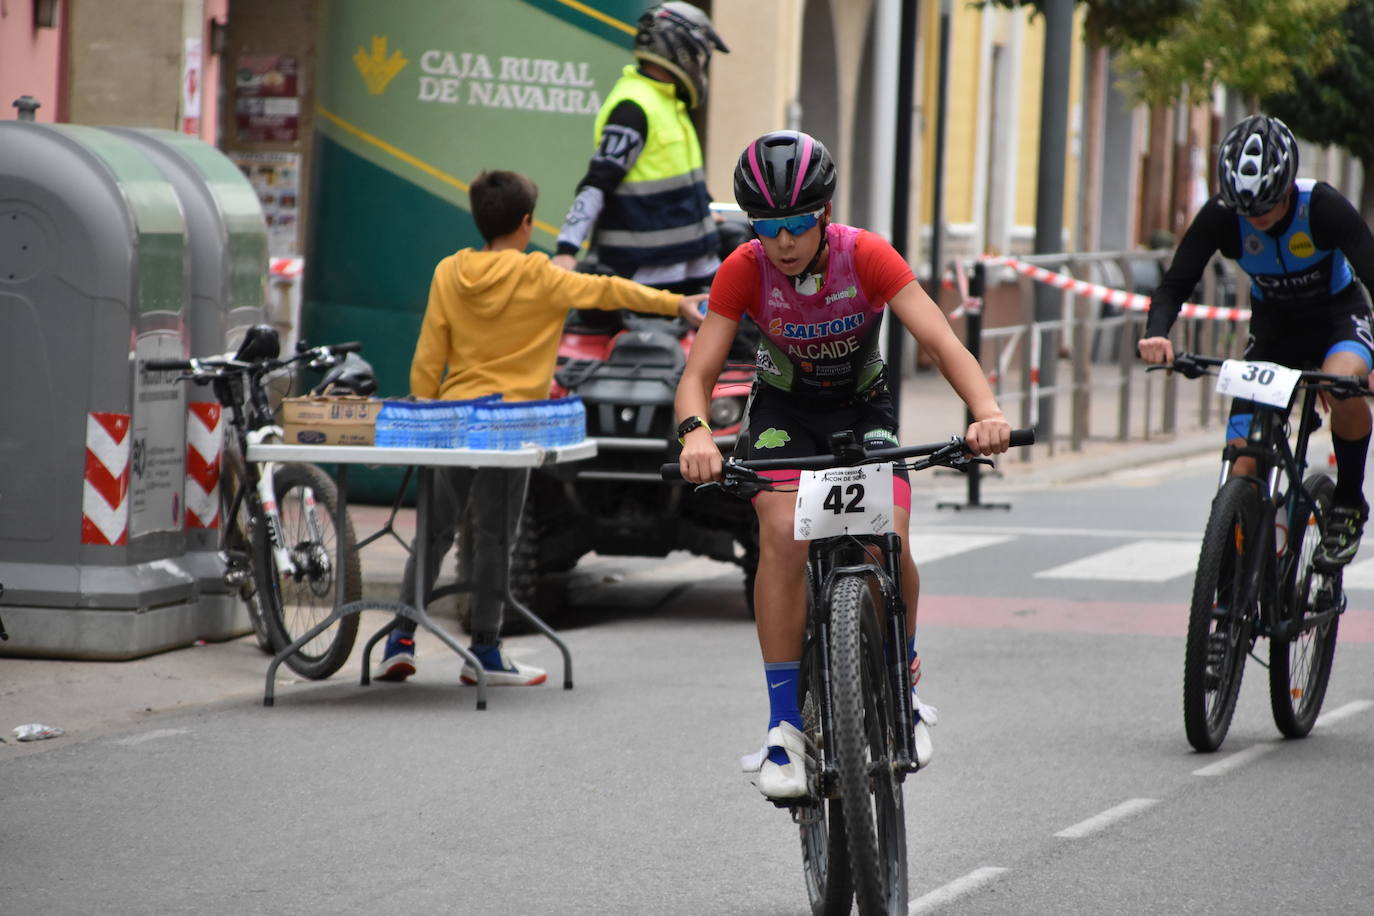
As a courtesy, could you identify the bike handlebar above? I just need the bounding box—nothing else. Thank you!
[145,341,363,378]
[659,427,1035,481]
[1157,352,1372,396]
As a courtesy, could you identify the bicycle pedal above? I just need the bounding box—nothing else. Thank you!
[770,794,818,812]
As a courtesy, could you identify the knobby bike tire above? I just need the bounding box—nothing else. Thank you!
[799,632,854,916]
[221,460,272,653]
[256,462,361,679]
[1269,473,1342,738]
[828,574,908,916]
[1184,478,1260,752]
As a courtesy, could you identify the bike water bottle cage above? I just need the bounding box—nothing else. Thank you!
[750,209,823,238]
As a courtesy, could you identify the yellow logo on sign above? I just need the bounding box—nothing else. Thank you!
[354,36,408,95]
[1289,231,1316,259]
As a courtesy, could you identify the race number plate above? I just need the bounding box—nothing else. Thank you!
[793,463,895,540]
[1216,359,1301,408]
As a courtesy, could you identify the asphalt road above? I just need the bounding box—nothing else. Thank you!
[4,453,1374,915]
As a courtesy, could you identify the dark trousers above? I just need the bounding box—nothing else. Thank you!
[396,466,530,646]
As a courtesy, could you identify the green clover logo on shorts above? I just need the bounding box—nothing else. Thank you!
[755,427,791,449]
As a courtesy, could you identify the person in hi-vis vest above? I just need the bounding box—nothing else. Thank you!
[552,2,728,294]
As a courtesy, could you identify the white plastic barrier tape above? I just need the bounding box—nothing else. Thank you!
[82,412,131,545]
[988,257,1251,322]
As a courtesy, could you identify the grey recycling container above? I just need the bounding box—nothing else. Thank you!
[105,127,269,644]
[0,121,197,659]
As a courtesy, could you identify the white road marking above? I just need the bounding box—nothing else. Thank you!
[909,866,1010,913]
[1339,559,1374,591]
[1035,539,1200,582]
[1054,798,1159,838]
[113,728,190,746]
[908,533,1013,564]
[919,523,1200,540]
[1316,699,1374,727]
[1191,743,1276,776]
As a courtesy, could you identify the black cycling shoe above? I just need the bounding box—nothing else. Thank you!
[1314,500,1368,573]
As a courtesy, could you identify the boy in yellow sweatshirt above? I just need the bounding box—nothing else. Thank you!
[376,169,705,684]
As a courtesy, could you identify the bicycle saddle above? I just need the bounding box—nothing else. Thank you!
[235,324,281,362]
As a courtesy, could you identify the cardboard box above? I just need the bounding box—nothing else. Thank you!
[281,396,381,446]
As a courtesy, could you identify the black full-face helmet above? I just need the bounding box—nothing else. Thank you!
[733,130,837,219]
[633,2,729,110]
[1216,114,1298,217]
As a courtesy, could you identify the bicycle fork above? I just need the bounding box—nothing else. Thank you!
[877,532,917,775]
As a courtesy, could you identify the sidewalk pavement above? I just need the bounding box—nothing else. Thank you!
[2,364,1226,757]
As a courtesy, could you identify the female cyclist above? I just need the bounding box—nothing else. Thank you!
[675,130,1011,799]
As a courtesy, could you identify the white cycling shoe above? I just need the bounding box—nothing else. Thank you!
[912,691,938,769]
[741,721,812,799]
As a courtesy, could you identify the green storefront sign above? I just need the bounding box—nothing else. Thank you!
[305,0,646,499]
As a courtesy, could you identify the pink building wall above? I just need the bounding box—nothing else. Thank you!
[200,0,226,145]
[0,0,66,122]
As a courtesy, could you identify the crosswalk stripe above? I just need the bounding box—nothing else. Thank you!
[908,533,1013,565]
[1340,558,1374,591]
[1035,539,1200,582]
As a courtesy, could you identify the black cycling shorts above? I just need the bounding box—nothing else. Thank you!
[741,383,911,509]
[1227,287,1374,436]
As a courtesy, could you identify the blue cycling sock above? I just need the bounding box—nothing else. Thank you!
[908,636,917,666]
[765,661,802,765]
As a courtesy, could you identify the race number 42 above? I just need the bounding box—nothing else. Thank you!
[793,463,896,539]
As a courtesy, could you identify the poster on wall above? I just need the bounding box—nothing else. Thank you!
[230,151,301,256]
[181,38,203,135]
[235,55,301,142]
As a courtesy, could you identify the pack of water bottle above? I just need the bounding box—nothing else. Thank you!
[374,394,584,450]
[374,394,499,448]
[467,396,586,450]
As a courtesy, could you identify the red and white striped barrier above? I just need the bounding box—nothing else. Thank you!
[82,412,131,546]
[989,257,1251,322]
[185,402,223,529]
[269,257,304,278]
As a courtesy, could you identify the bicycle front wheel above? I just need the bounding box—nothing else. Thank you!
[1269,473,1342,738]
[798,632,854,916]
[1183,477,1260,752]
[828,574,907,916]
[256,462,361,679]
[221,462,272,654]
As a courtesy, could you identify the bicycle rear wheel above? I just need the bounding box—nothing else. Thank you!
[828,573,907,916]
[257,462,361,679]
[1269,473,1342,738]
[798,634,854,916]
[1184,477,1259,752]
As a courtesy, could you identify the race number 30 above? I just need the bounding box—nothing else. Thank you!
[794,463,896,540]
[1216,359,1301,408]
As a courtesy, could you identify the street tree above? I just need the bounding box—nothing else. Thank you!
[1263,0,1374,219]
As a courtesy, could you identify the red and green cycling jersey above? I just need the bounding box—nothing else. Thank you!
[708,223,915,404]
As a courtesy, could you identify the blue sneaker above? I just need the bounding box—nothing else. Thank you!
[460,642,546,686]
[373,630,416,682]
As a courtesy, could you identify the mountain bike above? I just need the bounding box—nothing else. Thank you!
[663,426,1034,916]
[146,327,366,679]
[1156,353,1368,752]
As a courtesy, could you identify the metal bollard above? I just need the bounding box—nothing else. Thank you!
[12,96,40,121]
